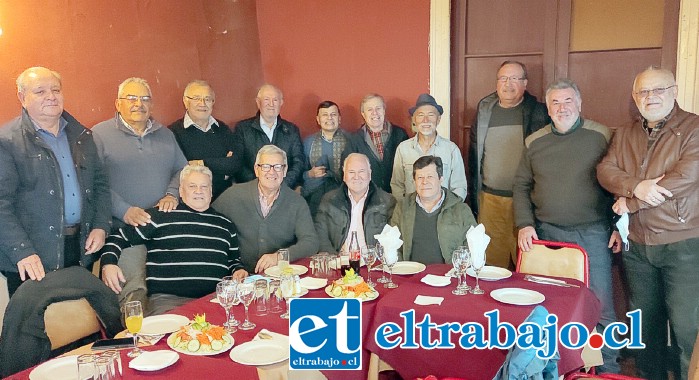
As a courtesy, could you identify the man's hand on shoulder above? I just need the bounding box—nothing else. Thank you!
[17,254,45,281]
[518,226,538,252]
[123,206,151,226]
[101,264,125,294]
[85,228,107,254]
[156,194,178,212]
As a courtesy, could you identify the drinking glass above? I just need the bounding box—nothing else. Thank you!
[451,250,466,295]
[383,252,398,289]
[360,246,377,287]
[95,355,115,380]
[268,279,283,313]
[470,251,486,295]
[100,350,121,379]
[237,282,256,330]
[279,272,294,319]
[375,243,389,284]
[216,281,237,333]
[221,277,240,327]
[77,354,96,380]
[457,246,472,292]
[254,279,269,316]
[123,301,143,357]
[278,249,290,272]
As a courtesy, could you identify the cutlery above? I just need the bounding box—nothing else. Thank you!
[257,332,273,340]
[524,275,579,288]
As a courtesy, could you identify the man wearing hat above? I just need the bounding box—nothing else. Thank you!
[391,93,467,201]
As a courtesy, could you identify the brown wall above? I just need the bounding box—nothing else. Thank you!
[255,0,430,137]
[0,0,264,127]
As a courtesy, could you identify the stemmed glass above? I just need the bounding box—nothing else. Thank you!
[375,243,389,284]
[123,301,143,358]
[360,245,377,287]
[383,250,398,289]
[279,273,294,319]
[221,277,240,327]
[237,282,256,330]
[470,250,486,295]
[451,250,467,295]
[216,281,237,333]
[457,246,472,292]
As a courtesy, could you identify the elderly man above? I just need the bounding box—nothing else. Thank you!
[391,156,475,264]
[315,153,396,253]
[213,145,318,274]
[92,77,187,306]
[469,61,549,269]
[233,84,304,189]
[392,94,467,201]
[344,94,408,193]
[302,101,350,218]
[0,67,111,297]
[597,67,699,380]
[513,78,621,373]
[100,165,246,316]
[169,80,242,200]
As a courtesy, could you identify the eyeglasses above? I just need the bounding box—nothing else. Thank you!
[119,95,152,103]
[497,76,526,83]
[185,96,214,105]
[634,85,676,98]
[256,164,286,172]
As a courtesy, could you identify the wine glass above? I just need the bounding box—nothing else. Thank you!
[451,250,466,295]
[237,282,256,330]
[216,281,237,333]
[383,250,398,289]
[279,272,294,319]
[221,277,240,327]
[360,245,377,287]
[375,243,389,284]
[457,246,472,292]
[470,250,486,295]
[123,301,143,357]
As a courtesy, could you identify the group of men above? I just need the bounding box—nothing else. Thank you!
[0,63,697,379]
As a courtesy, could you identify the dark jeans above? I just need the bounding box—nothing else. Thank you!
[624,237,699,380]
[1,235,81,297]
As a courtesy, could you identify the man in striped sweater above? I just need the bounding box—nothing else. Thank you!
[99,165,247,315]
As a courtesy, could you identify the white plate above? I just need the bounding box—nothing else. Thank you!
[385,261,426,275]
[264,264,308,277]
[140,314,191,336]
[230,340,289,366]
[466,266,512,281]
[324,284,378,301]
[30,356,79,380]
[129,350,180,371]
[167,332,235,356]
[490,288,545,306]
[420,274,452,287]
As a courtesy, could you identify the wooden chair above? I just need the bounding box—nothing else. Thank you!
[44,298,103,350]
[689,332,699,380]
[516,239,589,287]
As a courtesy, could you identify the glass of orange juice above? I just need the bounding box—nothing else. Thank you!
[124,301,143,357]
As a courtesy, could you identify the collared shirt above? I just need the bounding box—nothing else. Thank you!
[416,189,446,214]
[118,114,154,136]
[342,189,369,251]
[183,112,218,133]
[33,117,81,224]
[362,122,392,159]
[259,116,278,142]
[258,184,280,218]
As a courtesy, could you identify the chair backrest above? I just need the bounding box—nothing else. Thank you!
[516,239,589,287]
[689,331,699,380]
[44,298,102,350]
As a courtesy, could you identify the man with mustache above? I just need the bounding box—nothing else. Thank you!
[597,67,699,379]
[513,78,621,373]
[92,77,187,308]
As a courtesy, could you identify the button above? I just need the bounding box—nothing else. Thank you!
[49,226,55,231]
[49,190,55,195]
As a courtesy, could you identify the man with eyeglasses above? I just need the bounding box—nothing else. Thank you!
[92,77,187,308]
[469,61,549,270]
[233,84,305,189]
[598,67,699,379]
[513,78,621,374]
[214,145,318,274]
[169,80,242,200]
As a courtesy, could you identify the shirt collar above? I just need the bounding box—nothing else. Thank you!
[32,116,67,135]
[551,117,583,136]
[118,114,153,135]
[347,188,369,206]
[259,115,278,130]
[416,188,446,213]
[184,112,217,132]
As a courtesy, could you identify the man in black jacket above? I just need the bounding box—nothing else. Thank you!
[468,61,549,270]
[0,66,111,297]
[233,84,305,189]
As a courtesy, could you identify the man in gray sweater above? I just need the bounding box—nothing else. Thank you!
[213,145,318,273]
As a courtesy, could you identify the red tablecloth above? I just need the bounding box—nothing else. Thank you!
[7,260,600,380]
[364,264,601,380]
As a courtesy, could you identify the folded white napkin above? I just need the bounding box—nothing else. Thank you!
[128,350,179,371]
[414,295,444,306]
[374,225,403,264]
[616,212,630,251]
[444,268,457,278]
[467,224,490,268]
[420,274,452,287]
[300,277,327,290]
